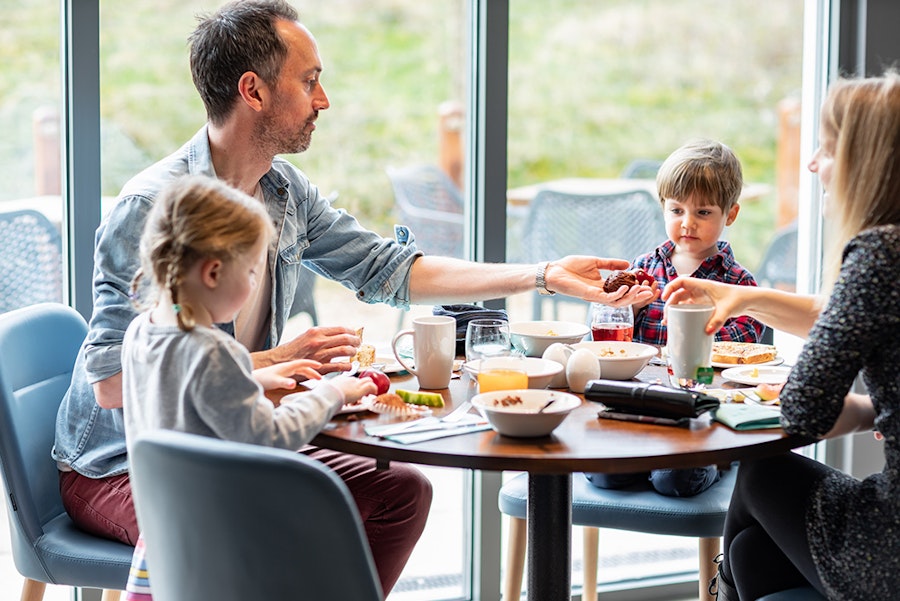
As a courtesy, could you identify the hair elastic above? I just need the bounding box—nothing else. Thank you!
[172,304,182,314]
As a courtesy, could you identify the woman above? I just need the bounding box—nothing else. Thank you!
[663,72,900,600]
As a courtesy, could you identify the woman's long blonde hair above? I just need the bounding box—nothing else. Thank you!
[820,72,900,284]
[132,174,276,331]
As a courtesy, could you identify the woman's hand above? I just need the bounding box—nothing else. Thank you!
[253,359,323,392]
[661,276,745,334]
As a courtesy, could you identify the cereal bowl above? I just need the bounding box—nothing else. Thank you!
[462,357,564,390]
[471,389,582,437]
[509,321,590,357]
[570,341,658,380]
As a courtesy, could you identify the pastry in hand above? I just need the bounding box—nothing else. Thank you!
[351,327,376,367]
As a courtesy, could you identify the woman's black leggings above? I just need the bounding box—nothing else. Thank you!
[722,451,831,600]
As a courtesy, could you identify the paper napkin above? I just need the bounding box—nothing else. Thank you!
[714,403,782,431]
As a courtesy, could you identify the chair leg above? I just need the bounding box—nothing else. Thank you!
[582,526,599,601]
[20,578,45,601]
[699,537,721,600]
[101,591,122,601]
[503,516,527,600]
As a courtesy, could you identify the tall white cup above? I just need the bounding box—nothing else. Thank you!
[666,304,715,389]
[391,315,456,389]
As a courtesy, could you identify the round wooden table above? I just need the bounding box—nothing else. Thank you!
[312,366,810,601]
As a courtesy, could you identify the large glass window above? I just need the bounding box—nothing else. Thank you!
[505,0,805,595]
[97,2,471,599]
[0,1,63,315]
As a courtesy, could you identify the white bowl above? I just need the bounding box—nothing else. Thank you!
[471,389,582,437]
[570,341,658,380]
[509,321,590,357]
[462,357,564,390]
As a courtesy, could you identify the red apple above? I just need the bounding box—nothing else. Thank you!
[631,268,655,286]
[358,368,391,395]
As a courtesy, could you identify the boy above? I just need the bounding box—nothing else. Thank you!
[587,139,764,497]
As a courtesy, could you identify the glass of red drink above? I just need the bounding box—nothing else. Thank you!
[590,303,634,342]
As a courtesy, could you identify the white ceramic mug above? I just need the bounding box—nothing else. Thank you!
[666,304,715,389]
[391,315,456,389]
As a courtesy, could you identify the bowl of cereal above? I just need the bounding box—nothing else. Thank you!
[471,389,582,437]
[509,321,590,357]
[570,341,658,380]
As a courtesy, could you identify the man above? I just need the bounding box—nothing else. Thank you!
[53,0,653,593]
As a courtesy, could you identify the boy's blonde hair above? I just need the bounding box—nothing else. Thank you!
[132,174,276,331]
[656,138,743,212]
[820,71,900,285]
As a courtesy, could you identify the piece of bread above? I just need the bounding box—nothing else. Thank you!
[711,341,777,365]
[351,327,376,366]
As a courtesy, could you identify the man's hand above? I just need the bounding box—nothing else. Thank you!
[545,256,658,307]
[253,326,361,374]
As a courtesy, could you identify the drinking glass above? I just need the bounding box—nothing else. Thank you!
[477,356,529,392]
[465,319,511,362]
[590,303,634,342]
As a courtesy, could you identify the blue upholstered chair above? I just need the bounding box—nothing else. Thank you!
[130,430,383,601]
[499,466,738,601]
[0,303,133,601]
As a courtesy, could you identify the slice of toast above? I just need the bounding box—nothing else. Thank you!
[711,341,777,365]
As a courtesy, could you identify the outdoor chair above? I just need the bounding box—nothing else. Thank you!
[620,158,664,180]
[499,466,737,601]
[130,430,383,601]
[386,164,465,259]
[522,188,666,320]
[0,303,132,601]
[0,210,63,314]
[756,221,798,291]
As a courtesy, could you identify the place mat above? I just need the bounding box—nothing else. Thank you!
[713,403,782,431]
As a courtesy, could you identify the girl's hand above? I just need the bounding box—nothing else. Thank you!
[327,374,377,405]
[253,359,323,391]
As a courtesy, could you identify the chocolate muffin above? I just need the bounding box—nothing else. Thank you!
[603,270,637,293]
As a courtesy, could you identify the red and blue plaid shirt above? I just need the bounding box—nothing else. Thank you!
[632,239,764,346]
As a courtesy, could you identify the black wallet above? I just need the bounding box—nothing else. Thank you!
[583,379,720,419]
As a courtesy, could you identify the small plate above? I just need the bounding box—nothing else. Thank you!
[711,355,784,369]
[374,356,407,375]
[335,396,374,415]
[721,365,792,386]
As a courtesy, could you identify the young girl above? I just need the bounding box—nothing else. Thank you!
[121,174,375,599]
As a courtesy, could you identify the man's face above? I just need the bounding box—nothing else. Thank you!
[254,20,330,155]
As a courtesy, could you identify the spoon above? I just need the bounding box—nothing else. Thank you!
[537,399,556,413]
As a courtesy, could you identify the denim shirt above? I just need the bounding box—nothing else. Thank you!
[52,126,422,477]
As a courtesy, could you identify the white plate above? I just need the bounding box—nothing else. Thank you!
[335,396,374,415]
[374,356,408,375]
[711,355,785,369]
[720,365,792,386]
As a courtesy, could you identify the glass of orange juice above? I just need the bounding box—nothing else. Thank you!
[477,356,529,392]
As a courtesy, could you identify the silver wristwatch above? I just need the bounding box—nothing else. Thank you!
[535,261,555,296]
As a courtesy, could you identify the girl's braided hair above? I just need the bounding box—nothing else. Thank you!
[131,174,275,331]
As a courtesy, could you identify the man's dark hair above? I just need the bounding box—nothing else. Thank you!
[189,0,299,125]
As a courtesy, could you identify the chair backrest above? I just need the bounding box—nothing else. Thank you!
[386,164,465,258]
[756,221,798,291]
[0,303,87,565]
[0,210,63,314]
[620,159,664,180]
[523,188,666,263]
[130,430,384,601]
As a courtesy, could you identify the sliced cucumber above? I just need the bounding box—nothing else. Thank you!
[396,389,446,408]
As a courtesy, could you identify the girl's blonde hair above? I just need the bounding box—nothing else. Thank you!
[132,174,276,331]
[656,138,743,212]
[820,71,900,285]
